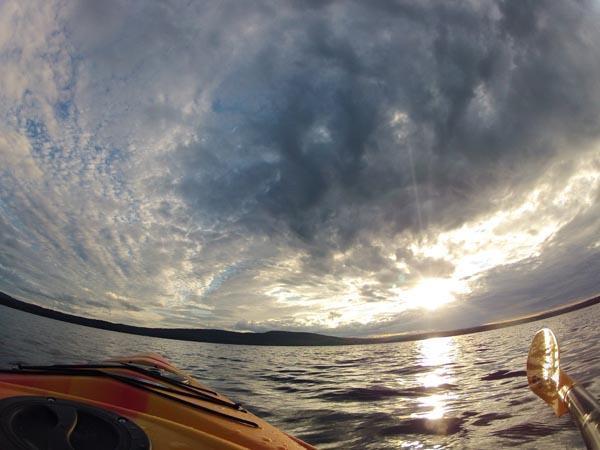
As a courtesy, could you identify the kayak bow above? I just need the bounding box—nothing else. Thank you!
[0,353,316,450]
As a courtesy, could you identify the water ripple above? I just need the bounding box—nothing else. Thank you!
[0,303,598,449]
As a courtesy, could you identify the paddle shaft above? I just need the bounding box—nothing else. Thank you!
[565,385,600,450]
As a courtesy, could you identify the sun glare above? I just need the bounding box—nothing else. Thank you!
[403,278,467,311]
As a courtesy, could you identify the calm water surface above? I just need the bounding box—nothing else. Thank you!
[1,304,599,449]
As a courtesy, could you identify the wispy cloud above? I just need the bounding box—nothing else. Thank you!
[0,0,598,334]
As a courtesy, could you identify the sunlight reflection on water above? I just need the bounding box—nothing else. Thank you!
[414,337,458,423]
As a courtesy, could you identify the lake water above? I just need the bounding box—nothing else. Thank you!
[1,303,598,449]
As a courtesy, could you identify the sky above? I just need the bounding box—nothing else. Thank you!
[0,0,599,336]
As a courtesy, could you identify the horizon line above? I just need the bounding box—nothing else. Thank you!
[0,291,598,346]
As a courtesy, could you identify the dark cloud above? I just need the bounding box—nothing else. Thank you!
[173,0,600,254]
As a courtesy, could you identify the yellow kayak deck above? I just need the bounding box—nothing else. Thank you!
[0,353,315,450]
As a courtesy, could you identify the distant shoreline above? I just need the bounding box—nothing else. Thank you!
[1,291,599,346]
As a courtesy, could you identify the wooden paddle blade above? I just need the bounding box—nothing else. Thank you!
[527,328,570,416]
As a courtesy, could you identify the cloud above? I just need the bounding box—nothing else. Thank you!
[0,0,598,334]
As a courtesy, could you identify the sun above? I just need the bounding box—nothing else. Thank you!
[403,277,464,311]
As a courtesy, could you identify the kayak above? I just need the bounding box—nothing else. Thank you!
[0,353,316,450]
